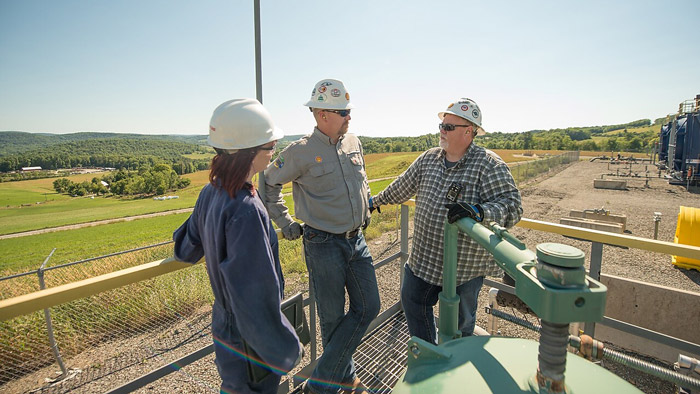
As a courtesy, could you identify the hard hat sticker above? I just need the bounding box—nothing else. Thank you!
[447,103,454,109]
[461,105,469,111]
[345,93,350,100]
[320,81,333,87]
[318,93,327,102]
[472,109,479,118]
[315,156,322,163]
[319,86,327,93]
[331,88,341,97]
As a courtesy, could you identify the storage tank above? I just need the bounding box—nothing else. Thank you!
[392,221,643,393]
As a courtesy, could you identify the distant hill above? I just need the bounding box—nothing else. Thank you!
[0,131,213,174]
[0,131,206,157]
[0,117,663,175]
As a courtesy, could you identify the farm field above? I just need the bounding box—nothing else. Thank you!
[0,149,578,273]
[0,149,560,236]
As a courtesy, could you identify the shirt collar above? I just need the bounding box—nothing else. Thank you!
[440,143,476,168]
[312,127,343,146]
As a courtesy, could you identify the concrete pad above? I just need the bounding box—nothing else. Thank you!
[559,217,624,233]
[594,179,627,190]
[596,273,700,362]
[569,210,627,231]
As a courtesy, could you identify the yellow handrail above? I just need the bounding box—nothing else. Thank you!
[2,209,699,322]
[0,257,199,321]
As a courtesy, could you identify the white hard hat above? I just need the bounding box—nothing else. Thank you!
[438,98,486,136]
[207,98,284,150]
[304,79,354,110]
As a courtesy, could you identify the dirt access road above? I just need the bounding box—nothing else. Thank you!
[0,208,194,240]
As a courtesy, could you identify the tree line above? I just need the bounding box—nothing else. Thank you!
[0,138,211,174]
[2,117,664,179]
[358,118,662,154]
[53,164,191,197]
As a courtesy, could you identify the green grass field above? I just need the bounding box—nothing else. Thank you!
[0,172,207,235]
[0,149,576,273]
[0,213,191,273]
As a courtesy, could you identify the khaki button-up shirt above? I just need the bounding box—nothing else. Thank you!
[264,128,370,234]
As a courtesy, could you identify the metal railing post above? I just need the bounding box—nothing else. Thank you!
[400,204,409,290]
[304,241,317,362]
[37,248,68,378]
[584,241,604,337]
[654,212,662,240]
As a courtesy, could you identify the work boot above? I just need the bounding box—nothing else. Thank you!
[342,377,369,394]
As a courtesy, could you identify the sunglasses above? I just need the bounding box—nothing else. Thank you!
[438,123,471,132]
[324,109,351,117]
[259,143,276,151]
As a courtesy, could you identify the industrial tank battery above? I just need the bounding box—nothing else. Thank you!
[392,221,642,393]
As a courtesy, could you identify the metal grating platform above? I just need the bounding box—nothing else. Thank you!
[352,310,410,393]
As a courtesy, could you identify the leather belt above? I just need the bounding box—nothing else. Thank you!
[334,228,361,239]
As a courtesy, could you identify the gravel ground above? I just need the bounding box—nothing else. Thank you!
[8,159,700,393]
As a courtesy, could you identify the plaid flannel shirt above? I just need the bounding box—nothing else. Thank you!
[374,144,522,286]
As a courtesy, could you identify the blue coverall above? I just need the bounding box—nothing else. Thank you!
[173,183,301,393]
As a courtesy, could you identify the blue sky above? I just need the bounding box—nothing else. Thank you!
[1,0,698,137]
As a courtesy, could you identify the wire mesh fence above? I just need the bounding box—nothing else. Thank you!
[510,151,580,184]
[0,152,579,393]
[0,243,214,393]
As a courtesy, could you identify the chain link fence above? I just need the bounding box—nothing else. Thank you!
[510,151,580,184]
[0,151,579,393]
[0,242,214,393]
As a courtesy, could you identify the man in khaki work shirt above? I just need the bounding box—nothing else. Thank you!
[263,79,379,394]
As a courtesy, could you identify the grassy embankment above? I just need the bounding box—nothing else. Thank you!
[0,149,578,376]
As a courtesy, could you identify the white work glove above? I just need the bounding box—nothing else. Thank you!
[281,222,303,240]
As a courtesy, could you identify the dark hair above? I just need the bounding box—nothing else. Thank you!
[209,146,262,198]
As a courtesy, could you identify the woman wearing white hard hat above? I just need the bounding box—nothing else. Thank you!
[174,98,302,393]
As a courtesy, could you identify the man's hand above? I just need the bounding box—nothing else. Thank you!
[369,196,381,214]
[362,214,371,230]
[281,222,303,240]
[445,202,484,224]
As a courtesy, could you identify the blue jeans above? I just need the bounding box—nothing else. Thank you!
[303,227,381,394]
[401,263,484,345]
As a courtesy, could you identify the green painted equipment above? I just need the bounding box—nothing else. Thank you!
[392,219,642,393]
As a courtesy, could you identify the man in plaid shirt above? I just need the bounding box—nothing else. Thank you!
[370,98,522,344]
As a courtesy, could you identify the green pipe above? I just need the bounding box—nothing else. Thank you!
[438,222,460,344]
[452,218,537,279]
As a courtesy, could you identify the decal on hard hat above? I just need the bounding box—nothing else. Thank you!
[447,103,454,109]
[304,79,353,109]
[472,109,479,118]
[315,156,322,163]
[461,105,469,111]
[210,126,216,132]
